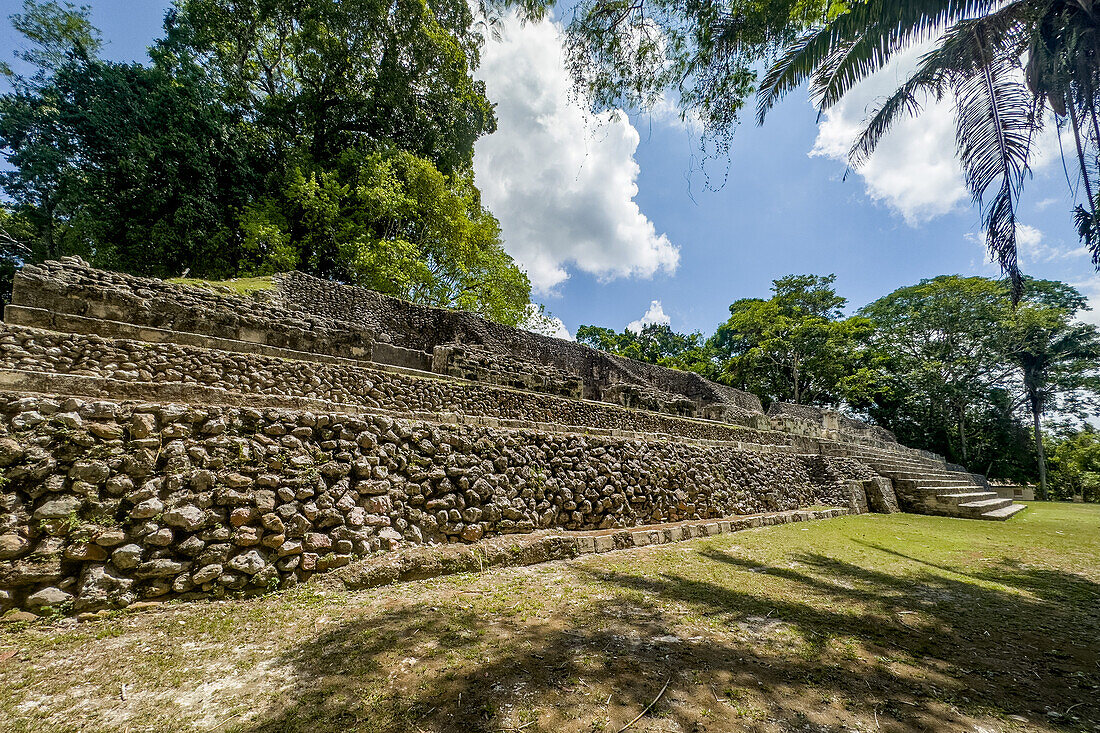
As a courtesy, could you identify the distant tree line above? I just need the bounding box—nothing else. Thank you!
[0,0,531,325]
[578,274,1100,499]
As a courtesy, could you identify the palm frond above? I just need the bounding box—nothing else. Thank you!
[849,3,1030,167]
[1076,202,1100,265]
[756,29,826,125]
[848,68,944,167]
[952,21,1038,299]
[757,0,1001,124]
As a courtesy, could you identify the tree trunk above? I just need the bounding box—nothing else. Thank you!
[792,359,800,405]
[1069,104,1097,211]
[957,402,969,465]
[1030,389,1048,501]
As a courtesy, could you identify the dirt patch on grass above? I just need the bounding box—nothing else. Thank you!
[1,503,1098,732]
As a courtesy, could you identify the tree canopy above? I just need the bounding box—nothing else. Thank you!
[1048,426,1100,502]
[156,0,496,174]
[0,0,532,324]
[576,322,715,374]
[713,274,875,406]
[241,149,531,323]
[576,272,1100,485]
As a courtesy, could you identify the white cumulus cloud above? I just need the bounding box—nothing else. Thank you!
[627,299,671,333]
[473,13,680,294]
[970,223,1090,266]
[1075,276,1100,327]
[810,41,1069,226]
[810,44,968,224]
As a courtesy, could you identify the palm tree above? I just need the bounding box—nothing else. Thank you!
[756,0,1100,298]
[1009,302,1100,498]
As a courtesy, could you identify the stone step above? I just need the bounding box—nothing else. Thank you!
[957,497,1014,516]
[893,473,981,484]
[0,319,876,458]
[847,447,939,459]
[4,304,377,370]
[937,491,1000,506]
[862,458,944,472]
[0,372,809,457]
[907,485,991,496]
[980,503,1028,521]
[820,445,936,464]
[337,506,855,592]
[845,451,925,460]
[877,465,976,476]
[881,471,979,484]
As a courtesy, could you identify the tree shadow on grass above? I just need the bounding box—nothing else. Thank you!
[696,546,1100,723]
[240,544,1100,733]
[853,539,1100,610]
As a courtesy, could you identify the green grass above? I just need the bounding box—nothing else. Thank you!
[1,503,1097,733]
[168,275,275,298]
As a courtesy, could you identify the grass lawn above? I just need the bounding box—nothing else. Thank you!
[1,502,1098,732]
[168,276,275,298]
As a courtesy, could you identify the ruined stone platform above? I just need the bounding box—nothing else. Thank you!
[0,258,1023,616]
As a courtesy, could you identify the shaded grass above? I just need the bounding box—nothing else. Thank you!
[1,503,1097,732]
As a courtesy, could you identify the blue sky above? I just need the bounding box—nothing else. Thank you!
[2,1,1097,338]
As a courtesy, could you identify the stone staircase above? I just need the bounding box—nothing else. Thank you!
[824,442,1027,521]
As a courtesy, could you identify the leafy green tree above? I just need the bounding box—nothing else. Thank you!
[0,1,101,262]
[858,276,1018,466]
[856,274,1063,475]
[57,60,258,277]
[1048,426,1100,502]
[712,274,874,406]
[241,149,531,324]
[856,275,1100,481]
[576,322,721,375]
[1006,280,1100,498]
[7,0,101,74]
[157,0,496,174]
[1,1,255,279]
[1,0,529,324]
[576,325,629,353]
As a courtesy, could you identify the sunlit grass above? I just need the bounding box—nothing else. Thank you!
[0,503,1096,732]
[168,275,274,298]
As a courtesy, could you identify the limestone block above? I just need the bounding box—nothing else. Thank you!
[846,480,869,515]
[864,477,900,514]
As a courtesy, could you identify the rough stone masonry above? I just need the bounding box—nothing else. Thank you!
[0,258,986,617]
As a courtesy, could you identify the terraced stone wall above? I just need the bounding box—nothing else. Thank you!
[11,258,374,362]
[275,271,765,416]
[430,344,584,400]
[0,394,874,615]
[0,324,793,446]
[768,402,898,445]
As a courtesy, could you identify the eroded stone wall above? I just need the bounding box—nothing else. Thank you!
[274,271,765,417]
[12,258,374,362]
[0,324,794,446]
[0,393,873,615]
[0,259,947,616]
[431,344,584,399]
[768,402,898,445]
[9,261,903,447]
